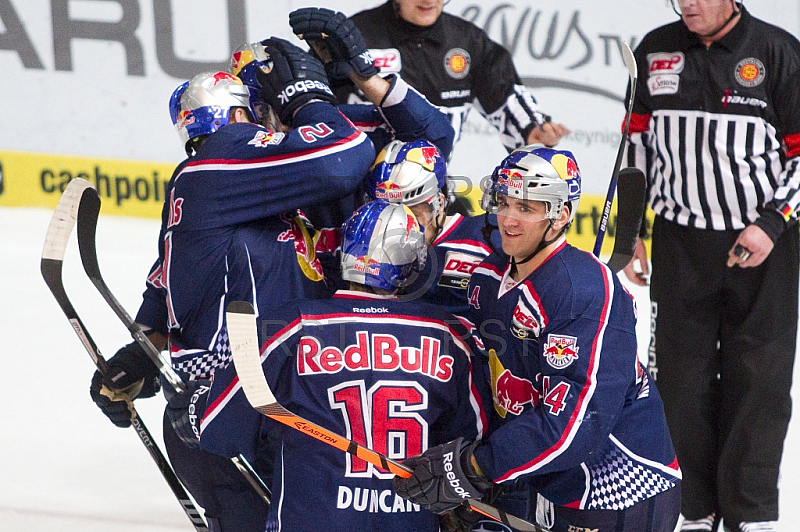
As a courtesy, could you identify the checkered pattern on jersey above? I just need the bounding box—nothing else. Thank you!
[171,330,232,378]
[586,446,676,510]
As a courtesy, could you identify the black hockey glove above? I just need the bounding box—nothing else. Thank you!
[393,437,492,514]
[164,377,212,449]
[289,7,379,80]
[89,341,161,428]
[255,37,337,127]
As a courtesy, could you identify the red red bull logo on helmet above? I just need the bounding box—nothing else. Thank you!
[230,50,254,76]
[495,369,541,417]
[406,146,439,171]
[177,109,195,127]
[497,168,523,190]
[374,180,402,201]
[211,71,239,86]
[543,334,580,370]
[354,256,381,276]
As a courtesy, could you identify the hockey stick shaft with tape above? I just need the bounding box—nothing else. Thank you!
[41,178,209,531]
[593,41,638,258]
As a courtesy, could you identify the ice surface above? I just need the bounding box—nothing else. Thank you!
[1,207,797,531]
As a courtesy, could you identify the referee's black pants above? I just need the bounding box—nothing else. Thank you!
[649,216,798,524]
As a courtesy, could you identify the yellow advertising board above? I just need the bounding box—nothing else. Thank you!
[0,149,652,257]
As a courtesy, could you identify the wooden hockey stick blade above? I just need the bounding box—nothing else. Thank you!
[226,301,549,532]
[73,188,271,503]
[41,179,209,532]
[607,168,646,273]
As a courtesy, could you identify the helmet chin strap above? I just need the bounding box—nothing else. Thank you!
[512,221,566,267]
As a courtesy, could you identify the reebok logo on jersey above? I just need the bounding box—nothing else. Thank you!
[278,80,333,104]
[352,307,389,314]
[296,331,454,382]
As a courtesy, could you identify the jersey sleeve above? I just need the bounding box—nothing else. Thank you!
[471,37,549,151]
[473,265,636,483]
[168,102,376,232]
[340,74,455,160]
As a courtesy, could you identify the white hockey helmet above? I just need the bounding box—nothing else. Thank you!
[481,145,582,224]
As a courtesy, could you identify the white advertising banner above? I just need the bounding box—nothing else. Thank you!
[1,0,798,198]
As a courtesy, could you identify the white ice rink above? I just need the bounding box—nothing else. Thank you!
[1,206,798,531]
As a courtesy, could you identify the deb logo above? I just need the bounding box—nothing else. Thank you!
[735,57,766,87]
[543,334,579,370]
[511,298,540,339]
[374,180,402,201]
[496,369,540,416]
[354,256,381,276]
[444,47,471,79]
[647,52,685,74]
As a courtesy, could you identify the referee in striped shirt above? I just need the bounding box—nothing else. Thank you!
[621,2,800,532]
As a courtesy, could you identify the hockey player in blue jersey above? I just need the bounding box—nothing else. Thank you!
[364,139,501,316]
[194,200,488,532]
[394,146,682,532]
[89,34,458,531]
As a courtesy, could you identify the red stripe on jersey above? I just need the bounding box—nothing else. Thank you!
[495,257,609,483]
[184,130,365,169]
[626,112,651,134]
[433,214,464,244]
[785,130,800,158]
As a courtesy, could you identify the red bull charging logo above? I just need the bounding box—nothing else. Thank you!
[543,334,580,370]
[495,368,541,416]
[354,256,381,276]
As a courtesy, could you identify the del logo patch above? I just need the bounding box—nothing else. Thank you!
[368,48,402,73]
[444,48,470,79]
[511,297,540,339]
[735,57,765,87]
[543,334,579,369]
[439,251,482,289]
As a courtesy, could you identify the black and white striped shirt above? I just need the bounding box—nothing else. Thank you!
[625,7,800,231]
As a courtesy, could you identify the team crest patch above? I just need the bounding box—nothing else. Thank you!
[543,334,579,369]
[444,48,470,79]
[734,58,765,87]
[248,129,283,147]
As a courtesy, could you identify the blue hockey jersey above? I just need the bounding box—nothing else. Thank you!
[153,101,374,376]
[403,213,499,316]
[467,239,681,510]
[199,290,488,532]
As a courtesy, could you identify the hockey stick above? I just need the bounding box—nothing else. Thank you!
[606,167,646,273]
[226,300,550,532]
[41,178,209,532]
[74,184,272,506]
[592,40,638,258]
